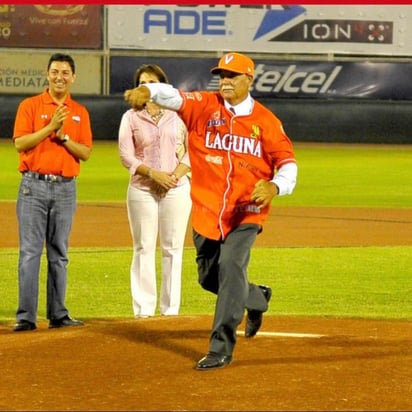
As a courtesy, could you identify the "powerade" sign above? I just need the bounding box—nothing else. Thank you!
[144,9,226,35]
[108,5,406,56]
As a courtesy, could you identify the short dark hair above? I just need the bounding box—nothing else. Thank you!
[133,64,169,87]
[47,53,76,74]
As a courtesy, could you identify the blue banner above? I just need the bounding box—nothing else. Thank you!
[110,56,412,100]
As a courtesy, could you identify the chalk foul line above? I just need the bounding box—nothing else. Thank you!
[237,331,325,338]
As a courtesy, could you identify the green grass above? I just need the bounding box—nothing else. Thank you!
[1,139,411,324]
[1,246,410,323]
[288,144,412,208]
[0,140,127,202]
[1,139,412,207]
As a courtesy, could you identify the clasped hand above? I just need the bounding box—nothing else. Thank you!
[51,105,69,132]
[151,170,178,190]
[149,172,178,198]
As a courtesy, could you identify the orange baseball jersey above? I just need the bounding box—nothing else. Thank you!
[13,89,93,177]
[178,91,296,240]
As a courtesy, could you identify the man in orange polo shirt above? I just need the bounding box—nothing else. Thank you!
[12,53,93,332]
[124,52,298,370]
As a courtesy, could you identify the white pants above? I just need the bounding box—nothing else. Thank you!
[127,182,192,316]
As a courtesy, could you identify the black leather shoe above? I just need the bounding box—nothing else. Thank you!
[49,315,84,329]
[195,352,233,371]
[245,285,272,338]
[13,320,36,332]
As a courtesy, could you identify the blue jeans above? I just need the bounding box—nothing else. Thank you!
[16,174,77,323]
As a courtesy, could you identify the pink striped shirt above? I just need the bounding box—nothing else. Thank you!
[118,108,190,190]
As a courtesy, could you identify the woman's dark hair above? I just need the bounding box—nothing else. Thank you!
[47,53,76,74]
[133,64,169,87]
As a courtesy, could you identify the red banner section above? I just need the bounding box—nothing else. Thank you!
[0,5,102,49]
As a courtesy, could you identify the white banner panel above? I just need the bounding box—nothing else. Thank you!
[0,52,102,94]
[108,5,411,56]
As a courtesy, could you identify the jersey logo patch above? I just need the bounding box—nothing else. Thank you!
[205,154,223,165]
[251,125,260,139]
[207,111,226,127]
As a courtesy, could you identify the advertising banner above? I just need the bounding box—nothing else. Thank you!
[0,52,102,94]
[0,5,102,49]
[108,5,411,56]
[110,56,412,100]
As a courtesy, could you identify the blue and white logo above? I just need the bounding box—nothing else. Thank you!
[254,5,307,40]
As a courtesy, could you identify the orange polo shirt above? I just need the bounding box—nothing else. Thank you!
[13,89,93,177]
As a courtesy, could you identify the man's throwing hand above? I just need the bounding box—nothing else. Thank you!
[124,86,151,110]
[250,180,279,210]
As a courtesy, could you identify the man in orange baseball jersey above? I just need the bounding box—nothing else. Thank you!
[124,52,298,370]
[12,53,93,332]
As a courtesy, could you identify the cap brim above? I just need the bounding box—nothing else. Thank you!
[210,66,245,75]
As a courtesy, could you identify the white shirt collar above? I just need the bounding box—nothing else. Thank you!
[224,94,253,116]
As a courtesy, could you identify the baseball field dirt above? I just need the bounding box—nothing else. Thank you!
[0,202,411,411]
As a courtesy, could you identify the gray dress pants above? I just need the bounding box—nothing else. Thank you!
[193,223,269,356]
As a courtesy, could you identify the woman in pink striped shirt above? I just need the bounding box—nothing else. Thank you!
[118,64,192,317]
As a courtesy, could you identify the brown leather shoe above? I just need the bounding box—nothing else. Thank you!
[195,352,233,371]
[245,285,272,338]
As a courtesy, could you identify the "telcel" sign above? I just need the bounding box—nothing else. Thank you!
[251,65,342,95]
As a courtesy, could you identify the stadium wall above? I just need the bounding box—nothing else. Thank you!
[1,94,411,144]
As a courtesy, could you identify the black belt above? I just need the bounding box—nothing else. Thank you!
[23,171,74,183]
